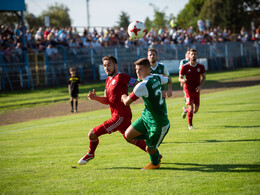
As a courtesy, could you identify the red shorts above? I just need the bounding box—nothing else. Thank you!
[93,115,132,137]
[185,90,200,106]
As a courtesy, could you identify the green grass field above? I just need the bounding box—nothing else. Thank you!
[0,68,260,194]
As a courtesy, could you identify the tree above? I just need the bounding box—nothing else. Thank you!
[199,0,260,32]
[40,2,71,27]
[149,3,168,29]
[117,11,130,29]
[26,13,44,28]
[144,17,153,32]
[0,12,20,27]
[176,0,207,29]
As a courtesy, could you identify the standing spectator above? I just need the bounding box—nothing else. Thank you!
[179,49,206,129]
[197,19,205,32]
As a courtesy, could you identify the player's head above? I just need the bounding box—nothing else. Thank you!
[189,49,198,62]
[185,48,190,60]
[102,55,118,76]
[70,67,76,76]
[147,48,157,64]
[134,58,150,80]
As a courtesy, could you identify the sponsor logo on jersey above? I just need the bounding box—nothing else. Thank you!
[197,68,200,72]
[188,69,191,72]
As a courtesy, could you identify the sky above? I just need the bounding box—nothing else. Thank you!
[26,0,189,28]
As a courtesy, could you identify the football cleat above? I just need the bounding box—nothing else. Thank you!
[141,163,161,170]
[78,153,94,165]
[188,125,194,130]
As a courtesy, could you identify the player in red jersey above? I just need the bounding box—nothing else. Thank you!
[179,49,206,129]
[78,55,147,165]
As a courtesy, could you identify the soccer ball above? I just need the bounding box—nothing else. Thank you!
[128,21,146,40]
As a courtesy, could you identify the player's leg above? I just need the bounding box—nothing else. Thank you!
[187,102,194,129]
[120,117,147,152]
[74,96,78,112]
[142,123,169,170]
[78,117,120,165]
[182,88,187,118]
[194,92,200,114]
[70,96,74,112]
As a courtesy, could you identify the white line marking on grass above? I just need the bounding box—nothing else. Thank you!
[0,114,109,134]
[0,99,187,134]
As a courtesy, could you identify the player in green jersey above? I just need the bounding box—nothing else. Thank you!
[148,48,170,98]
[121,58,172,170]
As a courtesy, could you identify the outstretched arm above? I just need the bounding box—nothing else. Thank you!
[121,94,134,107]
[88,89,109,105]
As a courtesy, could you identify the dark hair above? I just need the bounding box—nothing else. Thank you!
[102,55,118,64]
[147,48,157,55]
[70,67,76,72]
[189,48,197,53]
[134,58,150,68]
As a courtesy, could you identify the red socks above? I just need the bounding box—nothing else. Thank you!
[88,138,99,155]
[187,110,193,126]
[133,139,147,152]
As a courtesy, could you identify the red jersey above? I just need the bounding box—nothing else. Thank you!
[180,63,205,92]
[105,73,136,117]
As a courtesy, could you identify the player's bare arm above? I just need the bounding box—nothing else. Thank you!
[196,73,206,92]
[88,89,109,104]
[121,94,134,106]
[179,75,187,84]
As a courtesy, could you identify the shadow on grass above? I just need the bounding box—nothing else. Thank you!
[162,138,260,144]
[159,162,260,172]
[100,163,260,172]
[204,110,260,113]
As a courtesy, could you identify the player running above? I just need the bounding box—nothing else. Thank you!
[179,49,206,129]
[179,49,190,119]
[121,58,172,170]
[78,55,147,165]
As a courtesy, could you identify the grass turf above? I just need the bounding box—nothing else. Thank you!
[1,67,260,114]
[0,83,259,194]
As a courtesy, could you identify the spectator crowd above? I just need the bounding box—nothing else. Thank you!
[0,23,259,63]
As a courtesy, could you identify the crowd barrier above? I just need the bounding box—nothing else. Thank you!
[0,42,259,91]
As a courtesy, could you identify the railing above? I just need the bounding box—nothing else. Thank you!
[0,42,259,91]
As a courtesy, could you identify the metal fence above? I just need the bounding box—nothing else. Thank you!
[0,42,259,91]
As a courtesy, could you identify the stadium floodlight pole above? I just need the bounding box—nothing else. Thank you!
[86,0,90,28]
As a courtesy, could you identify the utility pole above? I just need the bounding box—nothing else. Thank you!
[86,0,90,28]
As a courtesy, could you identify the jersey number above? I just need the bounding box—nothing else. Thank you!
[155,89,164,105]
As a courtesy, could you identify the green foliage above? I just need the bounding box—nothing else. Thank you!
[117,11,130,30]
[25,13,44,28]
[0,83,260,194]
[144,17,153,32]
[149,3,168,29]
[199,0,260,32]
[0,12,21,27]
[40,2,71,27]
[176,0,207,29]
